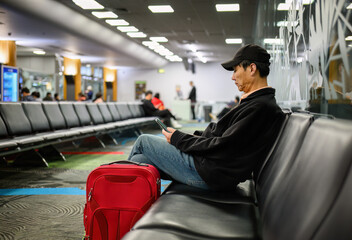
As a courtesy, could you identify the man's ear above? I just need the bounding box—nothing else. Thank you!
[250,63,257,76]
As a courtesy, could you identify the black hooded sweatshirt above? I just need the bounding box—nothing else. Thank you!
[170,88,285,190]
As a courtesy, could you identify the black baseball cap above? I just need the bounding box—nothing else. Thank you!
[221,44,270,71]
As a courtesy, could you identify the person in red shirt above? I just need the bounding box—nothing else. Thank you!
[151,93,165,110]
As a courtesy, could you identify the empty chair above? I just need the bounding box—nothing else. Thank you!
[97,103,113,123]
[115,103,133,120]
[0,115,18,151]
[58,102,95,134]
[41,102,78,138]
[255,113,314,211]
[262,118,352,240]
[22,102,67,140]
[0,102,44,146]
[73,102,105,132]
[106,102,122,121]
[86,103,115,131]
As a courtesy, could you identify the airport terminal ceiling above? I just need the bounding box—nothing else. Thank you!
[0,0,288,68]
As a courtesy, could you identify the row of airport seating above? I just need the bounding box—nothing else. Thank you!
[123,112,352,240]
[0,101,155,166]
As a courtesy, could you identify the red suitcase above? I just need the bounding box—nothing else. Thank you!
[83,161,160,240]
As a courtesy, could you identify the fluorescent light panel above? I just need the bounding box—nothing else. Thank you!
[33,50,46,55]
[277,3,299,10]
[215,4,240,12]
[264,38,283,44]
[142,41,160,47]
[225,38,242,44]
[127,32,147,38]
[117,26,139,32]
[106,19,129,26]
[150,37,168,42]
[92,11,117,18]
[72,0,104,9]
[345,36,352,41]
[148,5,174,13]
[277,20,298,27]
[347,3,352,9]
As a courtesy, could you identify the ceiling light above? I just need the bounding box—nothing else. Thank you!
[72,0,104,9]
[302,0,314,4]
[347,3,352,9]
[33,50,46,55]
[92,11,117,18]
[264,38,284,45]
[150,37,168,42]
[225,38,242,44]
[277,21,298,27]
[106,19,129,26]
[117,26,139,32]
[148,5,174,13]
[277,3,299,10]
[345,36,352,41]
[127,32,147,38]
[166,55,182,62]
[215,4,240,12]
[142,41,159,47]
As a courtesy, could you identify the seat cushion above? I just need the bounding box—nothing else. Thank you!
[128,194,261,240]
[164,180,256,204]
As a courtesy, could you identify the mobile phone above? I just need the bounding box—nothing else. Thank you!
[155,118,171,133]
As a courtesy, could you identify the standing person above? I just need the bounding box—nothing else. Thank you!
[188,81,197,120]
[21,87,35,101]
[128,44,285,190]
[142,90,182,128]
[151,93,165,110]
[86,86,93,100]
[43,92,53,101]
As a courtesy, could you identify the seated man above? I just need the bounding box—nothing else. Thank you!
[142,90,181,128]
[130,44,285,191]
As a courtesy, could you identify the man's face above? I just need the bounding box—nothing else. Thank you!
[232,64,253,93]
[145,93,152,100]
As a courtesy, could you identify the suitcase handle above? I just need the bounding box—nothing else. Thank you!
[101,160,149,167]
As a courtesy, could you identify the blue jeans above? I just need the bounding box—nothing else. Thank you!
[128,134,208,189]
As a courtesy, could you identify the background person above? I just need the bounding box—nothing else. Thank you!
[21,87,35,101]
[93,92,103,103]
[151,93,165,110]
[188,81,197,120]
[43,92,53,101]
[142,90,181,128]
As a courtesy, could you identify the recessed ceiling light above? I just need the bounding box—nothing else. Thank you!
[277,3,299,11]
[264,38,283,45]
[117,26,139,32]
[225,38,242,44]
[215,4,240,12]
[105,19,129,26]
[72,0,104,9]
[33,50,46,55]
[347,3,352,9]
[150,37,168,42]
[92,11,118,18]
[302,0,314,4]
[166,55,182,62]
[148,5,174,13]
[345,36,352,41]
[142,41,159,47]
[127,32,147,38]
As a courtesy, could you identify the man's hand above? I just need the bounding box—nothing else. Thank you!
[162,127,176,143]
